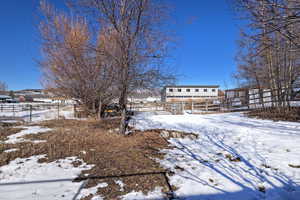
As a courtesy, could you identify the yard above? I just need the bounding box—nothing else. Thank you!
[0,110,300,199]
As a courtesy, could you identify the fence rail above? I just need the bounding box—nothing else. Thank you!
[0,103,59,111]
[128,89,300,114]
[224,88,300,111]
[129,101,222,114]
[2,88,299,119]
[0,103,66,122]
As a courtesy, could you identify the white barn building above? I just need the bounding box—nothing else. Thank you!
[162,85,219,102]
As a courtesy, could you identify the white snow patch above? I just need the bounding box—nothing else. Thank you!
[4,126,52,144]
[3,148,19,153]
[90,196,104,200]
[32,139,47,143]
[76,182,108,200]
[115,180,125,192]
[80,150,87,155]
[0,155,94,200]
[131,112,300,200]
[121,187,165,200]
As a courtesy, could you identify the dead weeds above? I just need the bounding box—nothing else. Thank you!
[247,107,300,122]
[0,118,177,199]
[0,127,24,142]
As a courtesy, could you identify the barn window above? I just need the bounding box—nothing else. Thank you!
[186,89,190,92]
[204,89,208,92]
[169,88,173,92]
[178,89,181,92]
[195,89,199,92]
[212,89,216,92]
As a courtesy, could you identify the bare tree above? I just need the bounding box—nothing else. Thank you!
[232,0,300,110]
[39,1,118,118]
[71,0,175,134]
[233,0,300,46]
[39,0,175,128]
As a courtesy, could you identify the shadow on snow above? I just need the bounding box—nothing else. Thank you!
[164,131,300,200]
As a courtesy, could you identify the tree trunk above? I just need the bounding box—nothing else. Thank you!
[119,85,128,134]
[120,107,127,134]
[92,100,97,117]
[97,98,102,119]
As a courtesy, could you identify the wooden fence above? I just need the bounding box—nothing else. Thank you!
[224,88,300,111]
[128,101,222,114]
[129,88,300,114]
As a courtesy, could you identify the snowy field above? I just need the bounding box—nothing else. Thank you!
[0,155,95,200]
[131,112,300,200]
[1,111,300,199]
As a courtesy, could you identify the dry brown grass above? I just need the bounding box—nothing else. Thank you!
[0,118,174,199]
[0,127,24,142]
[247,107,300,122]
[0,126,24,155]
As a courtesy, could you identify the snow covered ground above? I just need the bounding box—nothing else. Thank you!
[0,155,94,200]
[1,111,300,199]
[121,187,165,200]
[4,126,52,144]
[131,112,300,200]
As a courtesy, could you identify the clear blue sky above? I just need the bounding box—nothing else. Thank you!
[0,0,242,90]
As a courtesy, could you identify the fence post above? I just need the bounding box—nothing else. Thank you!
[191,101,194,114]
[13,104,15,117]
[29,105,32,122]
[57,103,60,119]
[205,101,208,111]
[74,104,76,118]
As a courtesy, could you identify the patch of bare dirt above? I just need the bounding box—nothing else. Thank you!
[0,118,187,199]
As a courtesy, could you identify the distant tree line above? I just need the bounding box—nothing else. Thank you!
[232,0,300,109]
[38,0,175,134]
